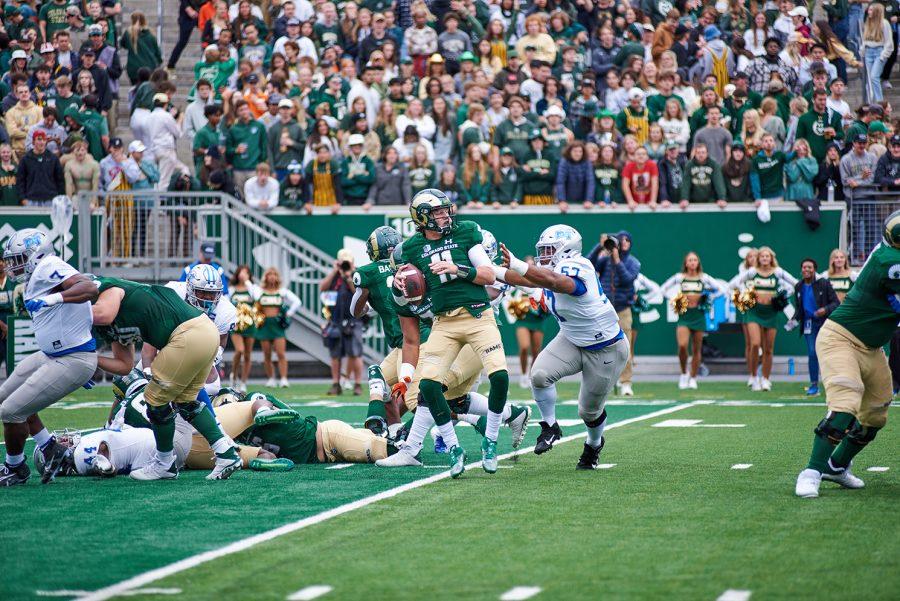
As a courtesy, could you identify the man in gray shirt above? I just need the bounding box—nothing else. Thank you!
[693,106,733,166]
[437,12,472,74]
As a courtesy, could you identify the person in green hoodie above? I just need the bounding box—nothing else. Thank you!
[192,104,223,173]
[520,129,557,205]
[192,46,236,100]
[280,161,305,209]
[226,99,269,192]
[681,143,727,206]
[592,142,624,205]
[457,144,491,207]
[784,138,819,200]
[119,12,162,85]
[339,134,376,205]
[750,133,788,201]
[795,90,844,162]
[65,98,106,162]
[490,147,523,207]
[267,98,305,180]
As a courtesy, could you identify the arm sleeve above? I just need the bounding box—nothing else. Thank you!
[778,268,799,288]
[349,286,366,316]
[467,244,492,268]
[659,274,681,298]
[703,273,730,296]
[281,288,302,316]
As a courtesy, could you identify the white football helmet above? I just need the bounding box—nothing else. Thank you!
[186,263,224,315]
[535,225,583,267]
[74,439,117,477]
[481,229,498,261]
[3,228,53,283]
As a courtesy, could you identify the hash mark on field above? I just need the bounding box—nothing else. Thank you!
[731,464,753,470]
[500,586,542,600]
[287,585,333,600]
[653,419,745,428]
[120,589,182,597]
[324,464,353,470]
[36,591,91,597]
[597,463,617,469]
[867,466,890,472]
[717,589,752,601]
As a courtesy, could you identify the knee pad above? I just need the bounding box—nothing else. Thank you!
[176,400,206,422]
[583,409,607,429]
[847,422,880,447]
[814,413,854,444]
[531,368,552,390]
[146,402,176,426]
[447,394,471,414]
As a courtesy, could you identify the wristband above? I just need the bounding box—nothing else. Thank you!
[457,264,477,282]
[493,265,509,282]
[45,293,64,306]
[509,256,529,276]
[399,362,415,382]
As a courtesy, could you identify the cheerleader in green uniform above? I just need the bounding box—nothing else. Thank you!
[229,265,258,393]
[820,248,858,304]
[730,246,797,392]
[661,252,729,390]
[256,267,302,388]
[736,248,758,388]
[631,273,663,371]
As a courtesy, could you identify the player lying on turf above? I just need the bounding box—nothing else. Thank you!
[496,225,630,470]
[34,373,297,477]
[795,210,900,498]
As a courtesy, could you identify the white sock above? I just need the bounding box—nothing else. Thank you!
[500,404,513,422]
[156,450,174,465]
[405,407,435,451]
[368,377,386,402]
[33,428,52,449]
[533,384,557,426]
[437,420,459,448]
[5,452,24,466]
[211,436,234,456]
[466,392,489,415]
[456,413,479,426]
[485,411,502,441]
[585,415,607,448]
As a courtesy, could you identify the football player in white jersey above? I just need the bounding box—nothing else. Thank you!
[141,264,236,404]
[496,225,629,470]
[0,228,102,486]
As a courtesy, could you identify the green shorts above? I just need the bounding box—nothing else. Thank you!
[746,303,780,329]
[255,316,286,341]
[233,325,257,338]
[517,312,547,332]
[677,307,708,332]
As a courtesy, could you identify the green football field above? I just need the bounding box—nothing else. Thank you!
[1,382,897,601]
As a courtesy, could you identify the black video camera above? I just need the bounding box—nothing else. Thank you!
[602,234,619,252]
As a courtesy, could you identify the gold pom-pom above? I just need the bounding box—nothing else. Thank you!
[733,286,758,313]
[671,292,688,315]
[234,303,257,332]
[254,303,267,328]
[510,296,532,320]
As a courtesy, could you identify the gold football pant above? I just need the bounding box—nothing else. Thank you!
[185,401,262,469]
[144,316,220,407]
[375,347,422,406]
[817,320,892,428]
[418,308,506,382]
[316,420,388,463]
[402,344,485,412]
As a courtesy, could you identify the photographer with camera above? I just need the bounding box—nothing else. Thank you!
[587,231,641,396]
[320,249,363,396]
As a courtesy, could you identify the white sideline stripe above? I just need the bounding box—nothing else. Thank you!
[652,419,745,428]
[597,463,617,469]
[36,591,92,597]
[324,464,353,470]
[867,466,890,472]
[500,586,542,600]
[75,402,698,601]
[287,585,333,600]
[717,589,752,601]
[36,589,181,598]
[731,464,753,470]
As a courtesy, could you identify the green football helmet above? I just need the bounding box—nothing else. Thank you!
[112,368,149,402]
[884,209,900,249]
[366,225,402,261]
[410,189,455,235]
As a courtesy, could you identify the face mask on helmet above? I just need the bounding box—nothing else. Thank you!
[187,266,223,315]
[430,206,453,232]
[4,252,28,282]
[536,243,558,266]
[189,287,222,314]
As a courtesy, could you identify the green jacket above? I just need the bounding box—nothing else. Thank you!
[490,166,522,204]
[456,168,490,204]
[647,93,684,123]
[520,150,557,196]
[120,29,162,83]
[192,123,222,172]
[193,58,236,99]
[267,119,305,170]
[339,155,376,200]
[795,108,844,162]
[784,156,819,200]
[593,163,623,203]
[493,119,532,164]
[681,158,726,203]
[408,165,436,195]
[226,119,268,170]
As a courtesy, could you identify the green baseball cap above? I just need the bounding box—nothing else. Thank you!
[459,51,477,63]
[869,120,889,134]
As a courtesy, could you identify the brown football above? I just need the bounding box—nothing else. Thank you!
[398,265,427,302]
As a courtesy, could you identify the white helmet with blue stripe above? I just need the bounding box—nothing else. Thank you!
[536,224,582,267]
[186,263,223,315]
[481,229,498,261]
[3,228,54,283]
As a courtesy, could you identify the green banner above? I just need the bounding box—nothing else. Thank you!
[0,211,79,265]
[273,207,844,357]
[6,317,37,375]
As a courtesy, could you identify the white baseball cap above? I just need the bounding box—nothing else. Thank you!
[128,140,146,153]
[278,98,294,109]
[11,49,26,60]
[628,88,644,100]
[545,105,566,119]
[347,133,365,146]
[788,6,808,17]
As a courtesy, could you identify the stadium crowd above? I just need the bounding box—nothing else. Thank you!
[0,0,896,209]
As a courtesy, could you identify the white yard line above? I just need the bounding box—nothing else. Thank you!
[324,464,353,470]
[286,585,333,600]
[731,464,753,470]
[76,402,699,601]
[867,466,890,472]
[499,586,542,600]
[717,589,752,601]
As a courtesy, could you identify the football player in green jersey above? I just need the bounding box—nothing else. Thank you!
[795,210,900,498]
[391,189,509,478]
[91,277,242,481]
[350,225,409,434]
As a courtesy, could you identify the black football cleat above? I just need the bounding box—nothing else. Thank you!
[40,440,71,484]
[576,439,605,470]
[0,461,31,487]
[534,421,563,455]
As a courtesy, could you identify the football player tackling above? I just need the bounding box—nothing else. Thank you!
[795,210,900,498]
[498,225,629,469]
[391,189,509,477]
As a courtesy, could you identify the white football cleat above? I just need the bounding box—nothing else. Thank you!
[751,377,762,392]
[206,455,242,480]
[518,374,530,389]
[507,405,531,449]
[279,377,290,388]
[688,377,698,390]
[620,383,634,397]
[823,463,865,489]
[761,378,772,391]
[265,377,277,387]
[130,456,178,481]
[795,468,822,498]
[678,374,689,390]
[376,449,423,467]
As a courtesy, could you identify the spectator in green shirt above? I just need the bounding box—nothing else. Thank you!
[226,99,269,192]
